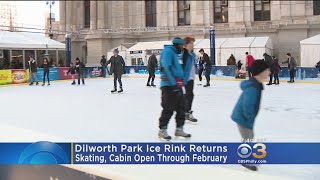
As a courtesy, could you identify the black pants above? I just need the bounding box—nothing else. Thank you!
[184,80,194,112]
[274,73,279,84]
[205,65,212,84]
[289,69,295,82]
[198,68,203,81]
[78,71,85,84]
[113,73,123,89]
[43,71,50,84]
[268,72,273,84]
[247,67,252,78]
[159,86,185,129]
[147,70,155,84]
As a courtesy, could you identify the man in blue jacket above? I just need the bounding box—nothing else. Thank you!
[158,37,191,140]
[231,60,270,171]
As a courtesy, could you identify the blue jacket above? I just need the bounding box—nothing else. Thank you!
[181,50,195,84]
[231,77,263,129]
[160,45,184,88]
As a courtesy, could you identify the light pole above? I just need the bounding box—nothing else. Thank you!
[46,0,55,39]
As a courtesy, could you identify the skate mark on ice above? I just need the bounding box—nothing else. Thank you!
[263,107,277,112]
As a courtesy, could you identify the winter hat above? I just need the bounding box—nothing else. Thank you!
[251,60,269,76]
[199,49,204,53]
[113,48,119,53]
[172,37,185,45]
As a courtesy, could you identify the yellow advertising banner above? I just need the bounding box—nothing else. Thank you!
[0,70,12,85]
[11,70,29,84]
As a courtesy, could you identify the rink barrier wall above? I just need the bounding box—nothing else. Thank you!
[0,66,319,86]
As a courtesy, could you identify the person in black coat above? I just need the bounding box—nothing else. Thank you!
[75,58,85,85]
[67,62,77,85]
[197,57,205,84]
[316,60,320,73]
[107,48,126,93]
[41,58,50,86]
[100,55,108,78]
[199,49,211,87]
[147,53,158,87]
[264,53,274,85]
[27,55,39,85]
[273,57,282,85]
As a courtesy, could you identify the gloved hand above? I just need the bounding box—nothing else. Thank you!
[176,78,184,87]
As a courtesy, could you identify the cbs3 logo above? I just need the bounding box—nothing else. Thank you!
[237,143,267,159]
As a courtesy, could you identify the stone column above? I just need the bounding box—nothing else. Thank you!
[97,1,105,29]
[65,1,72,31]
[90,0,97,30]
[59,0,66,32]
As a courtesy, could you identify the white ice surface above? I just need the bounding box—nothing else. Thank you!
[0,78,319,180]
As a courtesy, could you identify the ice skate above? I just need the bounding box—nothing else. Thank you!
[29,82,34,86]
[241,164,258,171]
[118,88,123,93]
[146,83,151,87]
[111,88,117,93]
[185,111,198,123]
[151,83,156,87]
[158,129,172,141]
[175,127,191,138]
[42,83,45,86]
[36,82,39,85]
[203,83,210,87]
[48,83,50,86]
[71,81,76,85]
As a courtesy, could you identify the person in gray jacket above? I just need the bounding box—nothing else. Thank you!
[107,48,126,93]
[282,53,297,83]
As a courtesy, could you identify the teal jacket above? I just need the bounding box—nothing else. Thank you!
[159,45,184,88]
[231,77,263,129]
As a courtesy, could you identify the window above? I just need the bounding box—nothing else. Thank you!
[146,0,157,27]
[254,0,270,21]
[84,0,90,28]
[177,0,190,26]
[131,58,138,66]
[214,0,228,23]
[314,0,320,15]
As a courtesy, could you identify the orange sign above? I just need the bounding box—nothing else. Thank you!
[11,70,29,84]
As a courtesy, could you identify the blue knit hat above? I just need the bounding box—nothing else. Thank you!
[172,37,185,45]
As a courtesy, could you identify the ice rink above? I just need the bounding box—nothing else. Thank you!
[1,77,319,180]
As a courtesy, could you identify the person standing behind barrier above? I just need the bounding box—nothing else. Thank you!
[273,57,281,85]
[27,56,39,86]
[75,58,85,85]
[245,52,255,78]
[282,53,297,83]
[199,49,211,87]
[107,48,126,93]
[41,58,50,86]
[197,56,205,85]
[147,53,158,87]
[100,55,107,78]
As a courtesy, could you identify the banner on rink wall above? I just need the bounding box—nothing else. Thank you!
[11,70,29,84]
[59,67,78,80]
[0,70,12,85]
[36,68,60,81]
[0,142,320,165]
[85,67,103,78]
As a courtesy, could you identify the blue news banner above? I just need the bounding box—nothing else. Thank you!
[0,142,319,164]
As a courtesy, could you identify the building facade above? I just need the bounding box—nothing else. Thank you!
[55,0,320,66]
[0,1,18,31]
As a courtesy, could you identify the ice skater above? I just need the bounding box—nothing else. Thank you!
[67,62,76,85]
[41,58,50,86]
[199,49,211,87]
[182,37,198,122]
[146,52,158,87]
[231,60,270,171]
[245,52,255,78]
[27,55,39,86]
[107,48,126,93]
[100,55,108,78]
[282,53,297,83]
[197,56,205,85]
[158,37,191,141]
[273,57,281,85]
[264,53,274,85]
[75,58,85,85]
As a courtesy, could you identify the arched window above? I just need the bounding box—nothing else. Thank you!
[84,0,90,28]
[146,0,157,27]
